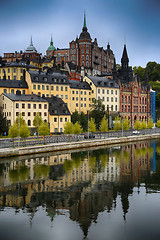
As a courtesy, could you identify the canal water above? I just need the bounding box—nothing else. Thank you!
[0,140,160,240]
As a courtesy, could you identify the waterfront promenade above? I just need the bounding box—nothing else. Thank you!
[0,132,159,158]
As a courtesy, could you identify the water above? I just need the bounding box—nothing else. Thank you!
[0,140,160,240]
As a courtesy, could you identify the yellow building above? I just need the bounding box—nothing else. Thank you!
[84,75,120,113]
[69,79,92,114]
[0,91,48,127]
[46,96,71,133]
[30,58,55,69]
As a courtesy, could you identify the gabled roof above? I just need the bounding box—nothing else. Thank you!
[86,75,119,88]
[45,96,71,116]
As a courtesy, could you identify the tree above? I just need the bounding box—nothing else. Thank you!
[8,122,18,147]
[19,122,30,140]
[71,110,80,124]
[38,121,50,143]
[156,119,160,128]
[15,113,25,127]
[100,116,108,132]
[73,122,82,134]
[89,118,96,133]
[80,112,88,131]
[90,98,106,129]
[141,119,147,129]
[33,112,43,135]
[114,116,121,131]
[0,110,9,135]
[133,66,145,82]
[64,121,74,134]
[147,118,154,129]
[122,117,130,130]
[134,120,142,130]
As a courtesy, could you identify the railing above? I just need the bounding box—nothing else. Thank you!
[0,128,160,149]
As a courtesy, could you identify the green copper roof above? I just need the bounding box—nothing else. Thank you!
[47,36,56,51]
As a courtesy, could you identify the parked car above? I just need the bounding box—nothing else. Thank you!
[132,130,140,135]
[84,133,95,139]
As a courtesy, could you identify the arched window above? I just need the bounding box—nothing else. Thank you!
[28,120,31,126]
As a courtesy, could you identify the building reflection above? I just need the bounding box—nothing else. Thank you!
[0,140,159,237]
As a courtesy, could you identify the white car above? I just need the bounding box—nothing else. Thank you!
[132,130,140,134]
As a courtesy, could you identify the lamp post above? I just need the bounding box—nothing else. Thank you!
[87,110,89,139]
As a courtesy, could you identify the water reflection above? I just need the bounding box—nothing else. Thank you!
[0,140,160,239]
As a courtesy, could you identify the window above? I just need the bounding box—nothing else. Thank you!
[115,105,117,111]
[33,85,36,90]
[81,98,83,101]
[61,95,63,99]
[81,91,83,95]
[102,97,105,101]
[76,97,78,101]
[22,112,25,116]
[33,104,36,109]
[81,104,83,107]
[8,76,10,80]
[39,104,41,109]
[76,91,78,94]
[38,85,40,90]
[111,90,113,94]
[107,97,109,101]
[16,103,19,108]
[13,68,16,73]
[44,104,47,109]
[51,86,54,90]
[22,90,25,94]
[65,87,68,91]
[42,85,45,90]
[3,89,7,93]
[72,90,75,94]
[28,112,31,116]
[11,89,14,94]
[8,68,10,73]
[16,112,19,116]
[76,103,78,107]
[65,117,67,122]
[44,112,47,116]
[115,97,117,102]
[84,91,86,95]
[61,86,63,91]
[107,90,109,94]
[98,89,100,94]
[102,89,105,94]
[60,118,62,122]
[84,98,86,101]
[115,90,117,95]
[34,112,36,116]
[54,118,57,122]
[111,105,113,111]
[46,85,49,90]
[72,97,75,100]
[22,103,25,108]
[65,95,68,99]
[28,120,31,126]
[56,86,59,91]
[111,97,113,102]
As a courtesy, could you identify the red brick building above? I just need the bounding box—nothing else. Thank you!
[113,44,150,127]
[46,13,115,76]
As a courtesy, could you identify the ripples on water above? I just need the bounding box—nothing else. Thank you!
[0,140,160,240]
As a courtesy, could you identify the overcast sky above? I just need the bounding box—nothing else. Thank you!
[0,0,160,67]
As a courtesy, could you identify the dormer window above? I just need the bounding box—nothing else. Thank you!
[44,77,47,82]
[35,76,38,81]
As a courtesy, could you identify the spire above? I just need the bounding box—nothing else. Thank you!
[121,44,129,69]
[107,42,110,50]
[50,35,53,46]
[30,36,33,46]
[83,11,86,28]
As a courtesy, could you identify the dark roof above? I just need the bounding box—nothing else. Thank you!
[29,70,70,85]
[79,27,92,40]
[3,92,47,102]
[2,61,38,69]
[69,79,91,90]
[66,62,80,72]
[45,96,71,116]
[0,79,28,88]
[121,44,129,63]
[86,76,119,88]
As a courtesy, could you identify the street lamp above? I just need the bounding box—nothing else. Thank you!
[87,110,89,139]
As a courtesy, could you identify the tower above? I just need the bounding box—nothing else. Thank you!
[46,36,56,58]
[121,44,129,69]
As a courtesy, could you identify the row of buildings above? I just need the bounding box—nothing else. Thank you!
[0,14,155,132]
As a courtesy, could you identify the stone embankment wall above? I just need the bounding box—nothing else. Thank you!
[0,134,159,159]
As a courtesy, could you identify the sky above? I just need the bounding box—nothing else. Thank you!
[0,0,160,67]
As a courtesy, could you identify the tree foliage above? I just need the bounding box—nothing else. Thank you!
[33,112,43,134]
[156,119,160,128]
[8,122,18,139]
[114,116,121,131]
[0,110,9,135]
[100,116,108,132]
[147,118,154,129]
[15,113,25,127]
[141,119,147,129]
[73,122,82,134]
[134,120,142,130]
[89,118,96,133]
[90,98,106,129]
[38,121,50,136]
[122,117,130,130]
[64,121,74,134]
[71,110,80,124]
[19,122,30,139]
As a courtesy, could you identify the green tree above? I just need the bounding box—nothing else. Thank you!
[141,119,147,129]
[89,118,96,133]
[80,112,88,131]
[90,98,106,129]
[19,121,30,140]
[73,122,82,134]
[15,113,25,127]
[38,121,50,143]
[122,117,130,130]
[134,120,142,130]
[71,110,80,124]
[147,118,154,129]
[100,116,108,132]
[8,122,18,147]
[33,112,43,135]
[133,66,145,81]
[156,119,160,128]
[114,116,121,131]
[0,110,9,135]
[64,121,74,134]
